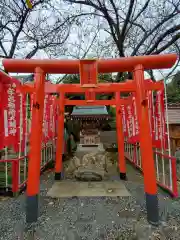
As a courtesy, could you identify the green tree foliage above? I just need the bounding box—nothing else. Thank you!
[167,72,180,103]
[62,74,80,84]
[62,73,113,84]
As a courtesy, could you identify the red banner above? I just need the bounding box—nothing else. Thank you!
[121,104,128,137]
[20,94,27,153]
[49,96,55,139]
[147,90,155,143]
[0,82,4,150]
[43,94,53,143]
[46,94,52,141]
[55,102,58,138]
[126,100,134,143]
[3,83,19,152]
[131,95,139,143]
[29,93,34,135]
[154,90,168,149]
[160,90,168,150]
[125,96,139,143]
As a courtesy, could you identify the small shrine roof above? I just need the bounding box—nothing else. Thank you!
[71,106,109,118]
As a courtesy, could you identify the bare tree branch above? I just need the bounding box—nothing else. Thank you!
[131,11,179,55]
[121,0,135,39]
[146,25,180,54]
[65,0,180,80]
[125,0,151,35]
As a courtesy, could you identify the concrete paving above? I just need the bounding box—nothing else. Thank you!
[47,180,131,198]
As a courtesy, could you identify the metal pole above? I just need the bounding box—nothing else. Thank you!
[163,78,171,155]
[163,78,173,190]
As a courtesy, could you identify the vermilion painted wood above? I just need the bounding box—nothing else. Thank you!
[79,60,97,100]
[26,67,45,196]
[55,93,64,174]
[79,59,98,85]
[115,92,126,176]
[15,81,164,95]
[64,98,132,106]
[64,99,116,106]
[133,64,158,195]
[0,70,20,85]
[3,54,177,73]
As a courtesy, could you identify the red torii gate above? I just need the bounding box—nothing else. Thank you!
[2,54,177,226]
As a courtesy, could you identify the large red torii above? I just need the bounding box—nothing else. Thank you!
[3,54,176,73]
[1,54,177,227]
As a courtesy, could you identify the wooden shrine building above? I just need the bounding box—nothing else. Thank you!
[71,106,110,146]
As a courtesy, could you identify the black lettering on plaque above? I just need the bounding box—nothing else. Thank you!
[33,102,40,109]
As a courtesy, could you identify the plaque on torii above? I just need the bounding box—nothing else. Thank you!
[79,59,98,102]
[78,60,106,146]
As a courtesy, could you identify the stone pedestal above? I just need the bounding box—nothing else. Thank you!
[80,129,100,146]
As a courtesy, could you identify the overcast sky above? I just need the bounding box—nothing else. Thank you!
[0,0,178,82]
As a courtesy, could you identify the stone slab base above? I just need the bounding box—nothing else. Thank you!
[47,181,131,198]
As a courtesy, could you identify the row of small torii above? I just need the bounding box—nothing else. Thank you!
[0,54,177,226]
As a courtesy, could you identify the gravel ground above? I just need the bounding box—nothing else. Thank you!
[0,169,180,240]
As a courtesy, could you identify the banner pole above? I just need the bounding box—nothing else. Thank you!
[5,147,8,190]
[18,93,23,186]
[163,78,173,190]
[24,94,29,181]
[163,79,171,155]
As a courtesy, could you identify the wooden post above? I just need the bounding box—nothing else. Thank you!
[133,64,159,226]
[115,92,126,180]
[55,93,65,180]
[26,67,45,224]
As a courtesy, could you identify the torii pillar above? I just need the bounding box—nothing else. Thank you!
[26,68,45,224]
[133,64,159,225]
[54,93,65,180]
[115,92,126,180]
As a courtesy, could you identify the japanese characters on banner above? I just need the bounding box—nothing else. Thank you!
[131,95,139,143]
[0,83,57,152]
[48,97,53,139]
[160,91,168,150]
[154,90,168,150]
[126,100,134,143]
[29,93,57,144]
[42,94,49,143]
[29,93,34,134]
[3,83,20,152]
[0,83,4,150]
[49,96,56,139]
[147,90,154,141]
[123,90,168,150]
[42,94,58,143]
[125,95,139,144]
[121,104,128,137]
